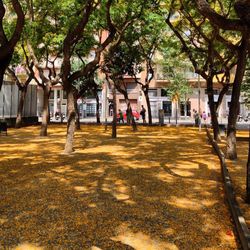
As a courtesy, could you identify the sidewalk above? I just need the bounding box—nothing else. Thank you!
[48,116,249,130]
[0,125,238,249]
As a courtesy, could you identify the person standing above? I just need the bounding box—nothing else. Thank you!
[140,105,146,123]
[202,111,207,123]
[118,109,124,123]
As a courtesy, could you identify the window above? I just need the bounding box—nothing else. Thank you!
[63,91,67,99]
[180,101,191,116]
[86,103,96,117]
[161,89,168,97]
[49,90,54,99]
[163,101,172,116]
[148,89,157,97]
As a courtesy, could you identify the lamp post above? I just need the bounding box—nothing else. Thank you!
[198,74,201,114]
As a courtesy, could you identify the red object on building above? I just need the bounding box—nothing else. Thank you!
[117,110,140,120]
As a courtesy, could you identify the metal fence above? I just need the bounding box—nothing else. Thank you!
[0,81,37,118]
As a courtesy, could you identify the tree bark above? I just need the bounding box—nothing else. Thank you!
[144,88,152,125]
[207,77,220,141]
[40,85,51,136]
[15,86,27,128]
[246,126,250,203]
[0,56,12,90]
[74,97,81,130]
[111,83,117,138]
[95,91,101,124]
[64,88,76,154]
[227,37,248,159]
[216,84,229,112]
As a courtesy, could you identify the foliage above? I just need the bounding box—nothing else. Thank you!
[242,59,250,107]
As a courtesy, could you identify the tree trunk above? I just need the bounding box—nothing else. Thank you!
[111,83,117,138]
[216,84,229,112]
[74,97,81,130]
[0,55,12,90]
[40,85,51,136]
[207,77,220,141]
[15,86,27,128]
[246,126,250,203]
[227,37,248,160]
[144,89,152,124]
[64,88,76,154]
[95,92,101,124]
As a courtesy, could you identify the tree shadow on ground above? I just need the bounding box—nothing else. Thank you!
[0,125,238,249]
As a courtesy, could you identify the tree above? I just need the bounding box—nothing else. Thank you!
[6,44,36,128]
[194,0,250,159]
[242,59,250,108]
[165,0,237,140]
[61,0,116,153]
[101,0,153,137]
[0,0,25,90]
[126,11,166,125]
[164,70,192,123]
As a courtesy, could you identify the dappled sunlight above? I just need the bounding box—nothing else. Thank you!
[225,136,250,228]
[14,243,44,250]
[167,196,203,210]
[0,125,238,249]
[112,226,178,250]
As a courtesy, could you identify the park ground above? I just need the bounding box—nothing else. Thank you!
[224,131,250,229]
[0,125,245,249]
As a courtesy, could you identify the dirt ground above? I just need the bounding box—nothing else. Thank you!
[0,125,239,249]
[224,130,250,230]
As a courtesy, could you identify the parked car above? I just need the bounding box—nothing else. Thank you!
[117,110,140,121]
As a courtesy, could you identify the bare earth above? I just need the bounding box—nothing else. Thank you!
[225,131,250,230]
[0,125,238,249]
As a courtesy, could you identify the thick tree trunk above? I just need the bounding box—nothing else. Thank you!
[15,87,27,128]
[64,88,76,154]
[40,85,51,136]
[227,37,248,160]
[207,77,220,141]
[74,97,81,130]
[112,83,117,138]
[144,89,152,125]
[0,55,12,90]
[95,92,101,124]
[246,127,250,203]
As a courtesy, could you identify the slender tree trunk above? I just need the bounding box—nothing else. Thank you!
[64,88,76,154]
[40,85,51,136]
[112,83,117,138]
[15,86,27,128]
[246,126,250,203]
[95,92,101,124]
[207,77,220,141]
[144,89,152,124]
[216,84,229,112]
[74,97,81,130]
[227,37,248,160]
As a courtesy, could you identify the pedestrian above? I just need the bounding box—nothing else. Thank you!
[193,109,200,127]
[118,109,124,123]
[140,105,146,123]
[202,111,207,122]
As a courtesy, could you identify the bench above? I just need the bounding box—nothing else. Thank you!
[0,122,7,135]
